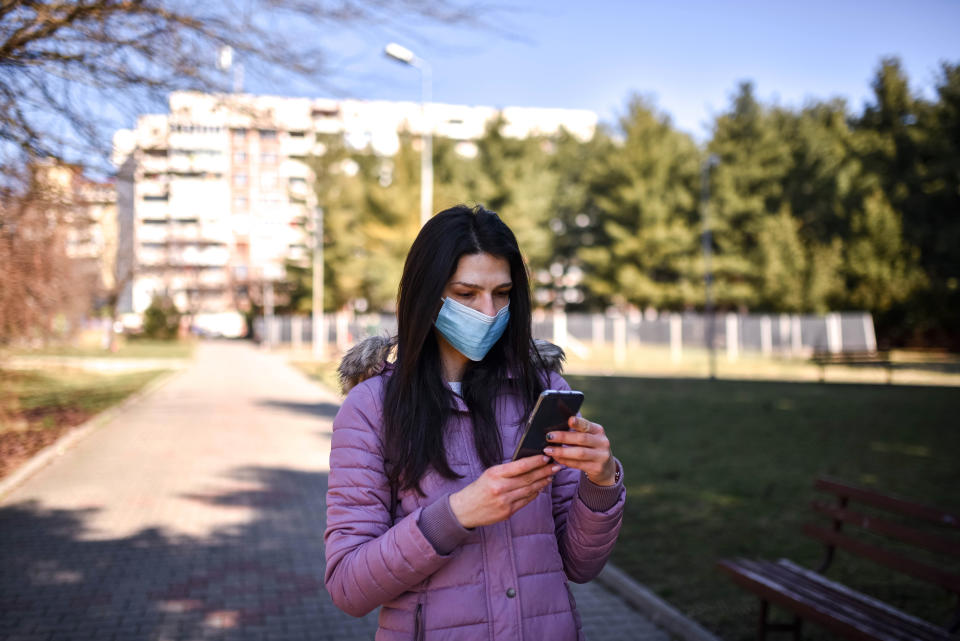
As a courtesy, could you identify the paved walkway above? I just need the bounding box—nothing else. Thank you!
[0,341,669,641]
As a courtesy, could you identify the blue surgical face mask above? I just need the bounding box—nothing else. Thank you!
[434,296,510,361]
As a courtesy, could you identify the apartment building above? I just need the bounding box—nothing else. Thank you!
[113,91,597,336]
[34,162,120,305]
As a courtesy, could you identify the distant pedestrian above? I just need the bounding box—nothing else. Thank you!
[324,204,625,640]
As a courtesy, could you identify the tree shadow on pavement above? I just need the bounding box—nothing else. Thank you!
[0,467,379,641]
[255,399,341,419]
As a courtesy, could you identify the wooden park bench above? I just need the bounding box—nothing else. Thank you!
[716,477,960,640]
[811,350,893,383]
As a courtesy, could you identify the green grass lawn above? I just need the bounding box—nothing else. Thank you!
[0,368,169,479]
[565,374,960,641]
[5,337,195,360]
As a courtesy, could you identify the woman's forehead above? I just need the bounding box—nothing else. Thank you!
[449,253,511,286]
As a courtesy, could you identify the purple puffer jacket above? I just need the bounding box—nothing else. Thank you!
[324,338,625,641]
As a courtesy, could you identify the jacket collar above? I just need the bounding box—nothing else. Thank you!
[337,335,565,396]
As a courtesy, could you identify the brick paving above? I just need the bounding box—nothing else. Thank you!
[0,341,669,641]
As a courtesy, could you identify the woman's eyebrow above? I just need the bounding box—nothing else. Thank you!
[450,281,513,289]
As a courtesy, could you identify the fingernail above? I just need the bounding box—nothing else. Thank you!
[551,465,561,473]
[541,455,550,463]
[543,447,553,455]
[546,432,554,441]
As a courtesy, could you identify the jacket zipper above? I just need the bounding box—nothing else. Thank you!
[414,602,424,641]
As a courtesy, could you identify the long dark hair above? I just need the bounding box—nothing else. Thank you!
[383,204,545,494]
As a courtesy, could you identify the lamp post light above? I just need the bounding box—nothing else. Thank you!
[384,42,433,227]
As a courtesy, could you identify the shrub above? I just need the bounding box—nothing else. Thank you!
[141,295,181,340]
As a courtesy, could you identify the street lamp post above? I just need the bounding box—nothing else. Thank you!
[384,42,433,227]
[312,206,325,361]
[701,154,720,379]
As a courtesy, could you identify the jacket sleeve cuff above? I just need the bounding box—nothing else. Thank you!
[577,459,624,512]
[417,493,473,555]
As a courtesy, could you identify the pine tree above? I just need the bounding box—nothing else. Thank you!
[578,96,701,309]
[707,83,794,308]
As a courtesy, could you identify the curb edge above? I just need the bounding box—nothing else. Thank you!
[0,367,186,503]
[595,564,724,641]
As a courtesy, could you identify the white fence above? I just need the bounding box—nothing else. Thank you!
[254,310,877,363]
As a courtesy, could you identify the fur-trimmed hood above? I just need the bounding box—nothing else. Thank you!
[337,335,566,393]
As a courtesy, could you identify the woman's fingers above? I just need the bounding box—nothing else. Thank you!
[546,429,608,450]
[498,454,551,478]
[545,445,604,464]
[568,416,603,434]
[505,476,552,508]
[513,462,560,486]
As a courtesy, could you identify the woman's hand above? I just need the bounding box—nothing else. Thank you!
[449,455,558,529]
[543,416,617,486]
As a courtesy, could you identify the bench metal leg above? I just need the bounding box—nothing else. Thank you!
[758,599,769,641]
[758,599,804,641]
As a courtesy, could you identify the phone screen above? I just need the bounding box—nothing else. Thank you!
[511,390,585,461]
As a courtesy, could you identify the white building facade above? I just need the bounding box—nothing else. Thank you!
[113,91,597,336]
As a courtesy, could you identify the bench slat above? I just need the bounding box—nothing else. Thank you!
[717,558,951,641]
[803,523,960,594]
[811,500,960,558]
[815,477,960,529]
[774,559,950,638]
[717,559,899,641]
[759,559,943,639]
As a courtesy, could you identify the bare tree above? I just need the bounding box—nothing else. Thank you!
[0,164,86,345]
[0,0,493,346]
[0,0,489,167]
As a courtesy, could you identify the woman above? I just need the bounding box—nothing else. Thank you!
[324,204,624,641]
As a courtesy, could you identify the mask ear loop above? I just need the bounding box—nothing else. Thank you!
[434,297,447,324]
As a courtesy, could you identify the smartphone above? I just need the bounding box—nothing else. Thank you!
[510,390,585,461]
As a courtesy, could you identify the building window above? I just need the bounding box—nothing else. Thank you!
[233,196,249,210]
[234,151,247,163]
[289,130,306,138]
[233,173,248,187]
[258,129,277,140]
[231,128,247,140]
[260,172,278,190]
[260,152,278,164]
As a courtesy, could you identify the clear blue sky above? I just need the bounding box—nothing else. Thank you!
[247,0,960,142]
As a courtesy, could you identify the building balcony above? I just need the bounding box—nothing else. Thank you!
[137,224,170,243]
[280,135,312,158]
[168,151,228,175]
[137,200,169,220]
[140,154,169,174]
[137,181,170,200]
